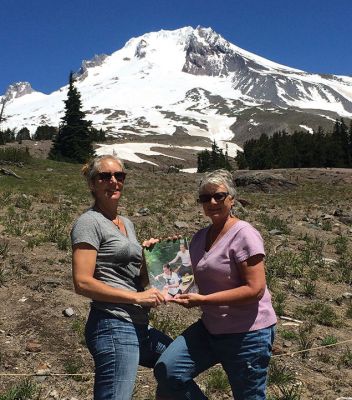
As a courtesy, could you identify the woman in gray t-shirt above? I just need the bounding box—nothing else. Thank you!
[71,155,171,400]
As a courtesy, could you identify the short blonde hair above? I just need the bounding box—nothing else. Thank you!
[81,155,124,187]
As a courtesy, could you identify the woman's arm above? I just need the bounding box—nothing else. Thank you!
[171,254,266,308]
[139,254,150,288]
[72,243,165,307]
[168,252,180,265]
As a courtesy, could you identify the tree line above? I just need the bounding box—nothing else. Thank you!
[197,141,232,172]
[235,120,352,169]
[0,125,58,144]
[2,72,352,167]
[0,72,107,163]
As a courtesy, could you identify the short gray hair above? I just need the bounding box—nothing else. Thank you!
[81,154,124,187]
[199,169,236,198]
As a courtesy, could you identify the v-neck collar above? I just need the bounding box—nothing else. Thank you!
[92,208,129,238]
[204,219,241,254]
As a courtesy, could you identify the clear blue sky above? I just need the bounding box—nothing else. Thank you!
[1,0,352,95]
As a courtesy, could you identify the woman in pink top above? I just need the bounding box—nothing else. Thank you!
[154,169,277,400]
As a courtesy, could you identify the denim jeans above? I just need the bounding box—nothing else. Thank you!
[85,308,172,400]
[154,319,275,400]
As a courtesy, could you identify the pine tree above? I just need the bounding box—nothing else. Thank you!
[34,125,57,140]
[349,120,352,167]
[197,149,211,172]
[16,127,31,141]
[197,141,232,172]
[49,72,93,163]
[329,119,349,167]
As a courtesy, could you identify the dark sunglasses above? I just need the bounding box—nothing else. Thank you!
[97,171,127,182]
[198,192,229,204]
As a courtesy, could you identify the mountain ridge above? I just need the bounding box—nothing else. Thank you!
[1,26,352,146]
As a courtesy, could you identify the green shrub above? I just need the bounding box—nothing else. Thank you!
[280,330,298,340]
[268,360,296,386]
[273,291,287,316]
[321,335,338,346]
[338,347,352,368]
[149,310,187,339]
[258,214,290,234]
[205,367,230,393]
[0,147,32,163]
[333,235,349,255]
[296,303,340,327]
[0,379,37,400]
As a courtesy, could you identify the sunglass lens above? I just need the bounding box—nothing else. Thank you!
[198,192,228,203]
[98,172,112,180]
[213,193,226,201]
[198,194,211,203]
[114,172,126,182]
[98,172,126,182]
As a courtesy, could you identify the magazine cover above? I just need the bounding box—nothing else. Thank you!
[144,238,196,300]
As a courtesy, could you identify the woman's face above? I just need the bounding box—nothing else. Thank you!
[163,266,171,275]
[200,183,234,222]
[91,159,124,206]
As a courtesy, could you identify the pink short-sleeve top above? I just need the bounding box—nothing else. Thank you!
[189,220,277,334]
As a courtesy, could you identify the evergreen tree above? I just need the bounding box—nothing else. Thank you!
[197,149,211,172]
[197,141,232,172]
[235,150,247,169]
[49,72,93,163]
[16,127,31,141]
[34,125,57,140]
[349,120,352,167]
[241,122,352,169]
[329,119,349,167]
[1,128,16,143]
[312,127,327,167]
[90,127,107,142]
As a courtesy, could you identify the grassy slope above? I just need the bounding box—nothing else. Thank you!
[0,157,351,399]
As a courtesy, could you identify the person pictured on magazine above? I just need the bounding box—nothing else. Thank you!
[155,263,182,298]
[71,154,172,400]
[168,243,192,278]
[154,169,277,400]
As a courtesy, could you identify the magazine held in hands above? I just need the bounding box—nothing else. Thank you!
[144,238,196,301]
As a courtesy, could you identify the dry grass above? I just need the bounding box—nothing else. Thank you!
[0,158,351,399]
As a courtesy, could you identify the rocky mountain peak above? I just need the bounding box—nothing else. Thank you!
[135,39,148,59]
[2,27,352,140]
[4,82,35,101]
[182,28,244,77]
[73,54,108,81]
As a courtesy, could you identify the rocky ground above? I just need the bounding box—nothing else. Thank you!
[0,151,351,399]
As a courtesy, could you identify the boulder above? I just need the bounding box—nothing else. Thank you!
[233,171,297,193]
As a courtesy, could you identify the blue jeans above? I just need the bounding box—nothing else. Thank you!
[85,308,173,400]
[154,319,275,400]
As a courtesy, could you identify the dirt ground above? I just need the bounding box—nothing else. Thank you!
[0,150,351,399]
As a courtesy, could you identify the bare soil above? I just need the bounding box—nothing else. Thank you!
[0,152,351,399]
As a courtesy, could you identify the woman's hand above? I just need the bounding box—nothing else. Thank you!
[142,238,160,248]
[169,293,205,308]
[164,234,182,241]
[134,287,166,307]
[142,235,182,250]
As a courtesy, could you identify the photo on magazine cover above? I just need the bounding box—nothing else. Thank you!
[144,238,196,300]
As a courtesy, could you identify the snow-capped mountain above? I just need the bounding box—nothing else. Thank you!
[2,26,352,147]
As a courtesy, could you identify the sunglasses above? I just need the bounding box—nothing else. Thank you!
[97,171,127,182]
[198,192,229,203]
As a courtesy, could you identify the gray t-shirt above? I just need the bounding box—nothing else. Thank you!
[71,209,148,324]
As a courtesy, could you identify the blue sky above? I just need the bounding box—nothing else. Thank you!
[1,0,352,95]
